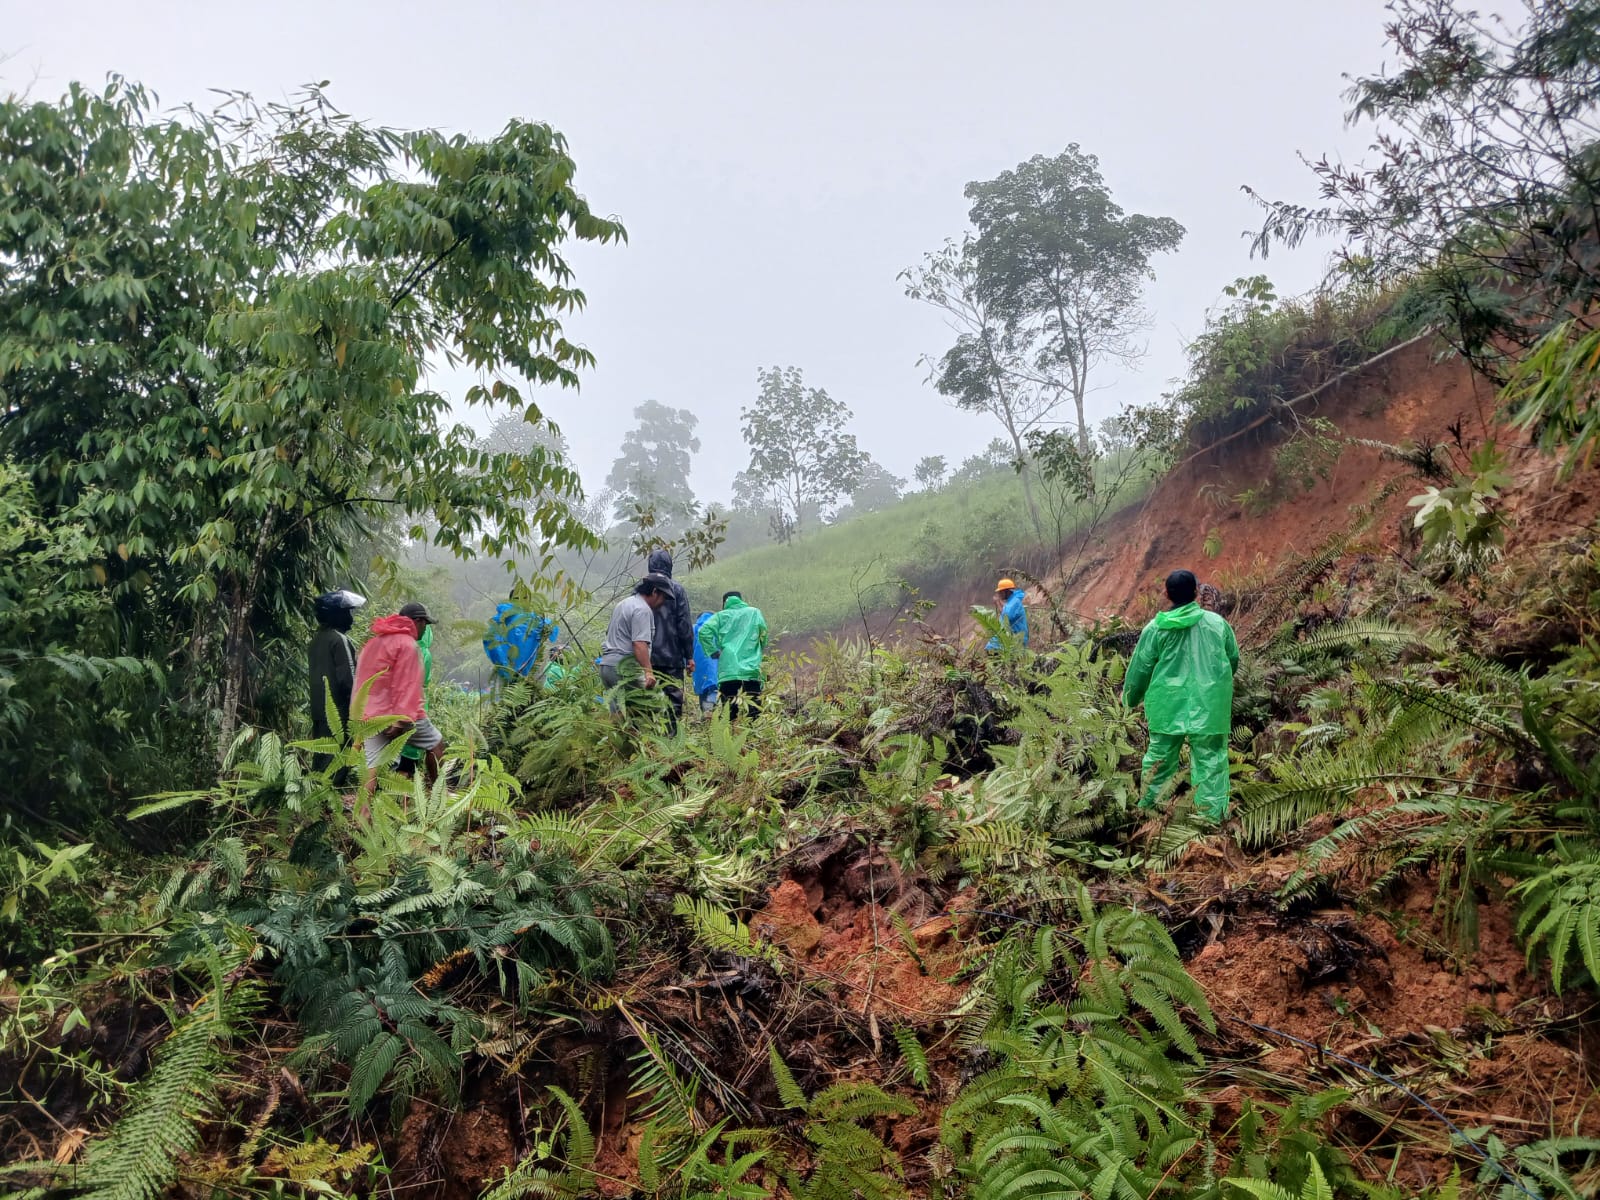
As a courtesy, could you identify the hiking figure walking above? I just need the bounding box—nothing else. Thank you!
[308,589,365,783]
[598,575,673,725]
[354,603,444,792]
[1123,569,1239,822]
[646,548,693,733]
[987,578,1029,650]
[697,590,768,720]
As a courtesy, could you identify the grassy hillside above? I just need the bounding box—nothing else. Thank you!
[685,460,1152,638]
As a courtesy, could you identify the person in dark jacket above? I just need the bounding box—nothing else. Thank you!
[308,589,366,783]
[645,548,693,732]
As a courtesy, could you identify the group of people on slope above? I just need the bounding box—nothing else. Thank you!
[982,570,1238,821]
[308,591,445,793]
[309,559,1237,822]
[598,549,769,728]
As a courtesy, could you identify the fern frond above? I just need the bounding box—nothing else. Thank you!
[672,895,783,971]
[1284,619,1446,663]
[891,1026,932,1092]
[71,962,249,1200]
[768,1044,807,1110]
[481,1085,597,1200]
[619,1002,706,1132]
[1513,853,1600,993]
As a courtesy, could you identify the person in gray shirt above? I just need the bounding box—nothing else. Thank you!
[599,575,672,720]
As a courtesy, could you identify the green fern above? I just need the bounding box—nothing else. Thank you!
[768,1044,808,1110]
[952,820,1056,871]
[1282,618,1446,663]
[1226,1154,1333,1200]
[789,1081,915,1200]
[942,890,1222,1198]
[1476,1134,1600,1200]
[673,895,783,971]
[890,1025,932,1092]
[1512,852,1600,993]
[45,954,255,1200]
[481,1085,598,1200]
[639,1116,773,1200]
[769,1045,914,1200]
[621,1005,707,1133]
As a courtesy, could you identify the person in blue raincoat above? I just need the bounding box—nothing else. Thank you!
[987,578,1029,650]
[484,602,557,682]
[691,611,719,715]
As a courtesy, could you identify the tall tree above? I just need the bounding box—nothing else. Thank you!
[840,456,905,518]
[0,80,623,768]
[902,236,1054,527]
[604,400,702,532]
[964,145,1184,457]
[913,455,948,491]
[739,367,866,541]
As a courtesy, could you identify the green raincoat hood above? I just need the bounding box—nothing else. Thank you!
[1154,601,1204,630]
[1123,603,1240,736]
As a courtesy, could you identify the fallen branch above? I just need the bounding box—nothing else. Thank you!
[1168,328,1439,479]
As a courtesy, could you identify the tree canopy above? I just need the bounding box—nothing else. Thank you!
[0,78,623,789]
[604,400,702,532]
[737,366,866,542]
[963,146,1183,457]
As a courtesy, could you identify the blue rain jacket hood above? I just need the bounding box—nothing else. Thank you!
[484,603,555,679]
[692,612,718,695]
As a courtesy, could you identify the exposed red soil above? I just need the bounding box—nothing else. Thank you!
[1188,904,1530,1053]
[1058,338,1600,625]
[1182,876,1600,1184]
[392,1099,518,1200]
[804,334,1599,652]
[756,852,974,1024]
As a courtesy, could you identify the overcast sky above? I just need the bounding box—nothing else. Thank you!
[6,0,1396,506]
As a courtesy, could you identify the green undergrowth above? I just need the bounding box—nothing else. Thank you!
[6,534,1600,1198]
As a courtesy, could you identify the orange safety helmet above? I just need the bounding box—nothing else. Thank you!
[995,578,1017,592]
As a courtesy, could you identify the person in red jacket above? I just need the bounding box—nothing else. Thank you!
[353,605,443,792]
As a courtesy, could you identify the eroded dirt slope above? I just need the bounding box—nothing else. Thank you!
[1057,339,1594,622]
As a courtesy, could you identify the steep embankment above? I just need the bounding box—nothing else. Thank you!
[1055,339,1593,623]
[797,339,1512,651]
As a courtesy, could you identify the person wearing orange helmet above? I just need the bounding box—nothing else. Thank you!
[987,578,1029,650]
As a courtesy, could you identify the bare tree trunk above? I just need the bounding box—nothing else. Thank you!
[1004,421,1044,539]
[1051,297,1095,462]
[991,354,1044,538]
[215,509,277,767]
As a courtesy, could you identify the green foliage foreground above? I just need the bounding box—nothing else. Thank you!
[7,572,1600,1197]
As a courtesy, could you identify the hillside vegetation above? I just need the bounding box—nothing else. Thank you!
[10,4,1600,1200]
[684,457,1153,642]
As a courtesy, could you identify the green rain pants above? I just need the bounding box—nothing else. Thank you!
[1140,731,1231,822]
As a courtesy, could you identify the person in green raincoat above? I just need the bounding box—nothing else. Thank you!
[696,591,768,720]
[1122,570,1239,821]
